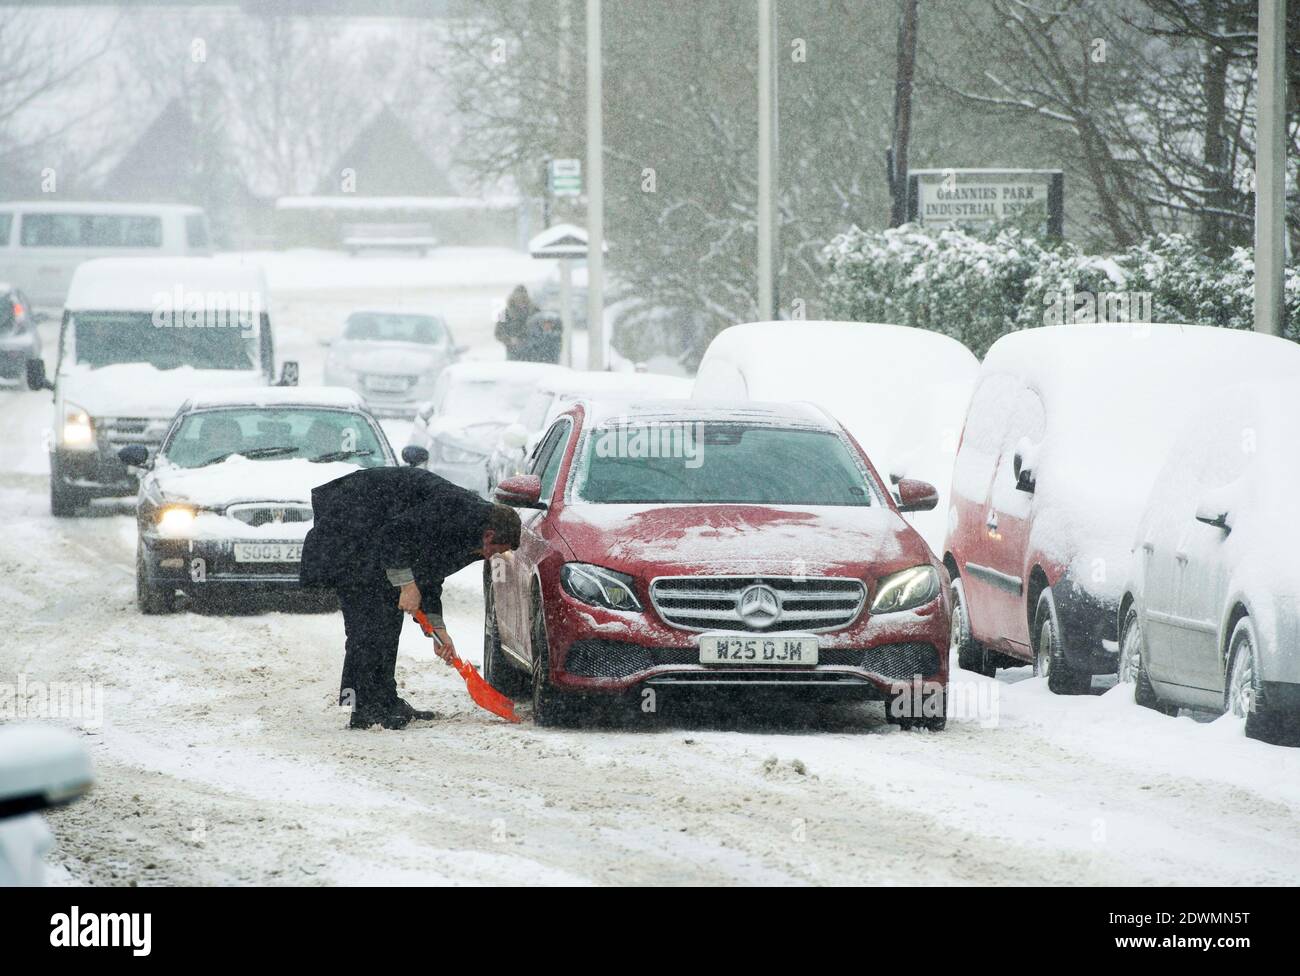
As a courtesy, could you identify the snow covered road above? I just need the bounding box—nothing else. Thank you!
[3,276,1299,886]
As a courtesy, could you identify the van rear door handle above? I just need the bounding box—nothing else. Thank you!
[985,511,998,531]
[1175,550,1189,563]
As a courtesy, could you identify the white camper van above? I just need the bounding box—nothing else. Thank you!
[0,202,211,307]
[26,257,296,516]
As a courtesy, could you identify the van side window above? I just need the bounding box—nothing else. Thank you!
[951,372,1018,500]
[21,213,162,248]
[186,214,210,249]
[0,213,11,245]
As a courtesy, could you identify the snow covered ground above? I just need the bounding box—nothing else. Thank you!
[3,258,1299,885]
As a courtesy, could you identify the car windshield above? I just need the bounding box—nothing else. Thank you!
[162,407,388,469]
[72,311,259,370]
[445,377,534,418]
[572,423,879,505]
[344,312,446,344]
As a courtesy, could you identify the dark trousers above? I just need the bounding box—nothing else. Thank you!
[337,580,404,716]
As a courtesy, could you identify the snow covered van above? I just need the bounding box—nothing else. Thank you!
[944,324,1300,694]
[26,257,296,516]
[0,202,212,307]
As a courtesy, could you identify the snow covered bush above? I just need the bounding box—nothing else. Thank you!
[823,226,1300,354]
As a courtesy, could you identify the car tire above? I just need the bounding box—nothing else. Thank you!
[1033,588,1092,695]
[482,567,527,698]
[951,578,995,677]
[1119,606,1177,715]
[49,458,83,518]
[136,543,175,615]
[885,682,947,731]
[529,591,573,728]
[1226,616,1286,745]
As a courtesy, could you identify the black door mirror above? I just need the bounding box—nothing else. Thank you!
[1194,504,1229,531]
[117,444,150,468]
[401,445,430,467]
[278,361,299,386]
[26,358,53,392]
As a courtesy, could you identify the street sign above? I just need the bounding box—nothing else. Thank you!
[549,158,582,197]
[908,168,1064,238]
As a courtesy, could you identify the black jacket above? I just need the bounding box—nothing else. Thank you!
[301,466,492,620]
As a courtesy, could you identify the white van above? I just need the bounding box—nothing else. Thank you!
[26,257,297,516]
[0,202,211,307]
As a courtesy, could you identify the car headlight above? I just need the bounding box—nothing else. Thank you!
[156,505,197,538]
[561,563,642,612]
[61,401,94,450]
[871,565,939,614]
[437,442,483,465]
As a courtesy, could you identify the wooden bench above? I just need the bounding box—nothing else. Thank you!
[341,222,438,256]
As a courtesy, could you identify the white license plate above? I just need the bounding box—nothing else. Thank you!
[233,542,302,563]
[699,635,819,665]
[366,375,409,393]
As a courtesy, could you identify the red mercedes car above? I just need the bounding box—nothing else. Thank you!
[483,398,951,729]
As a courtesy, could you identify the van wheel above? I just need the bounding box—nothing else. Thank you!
[136,544,175,615]
[1033,589,1092,695]
[1226,617,1285,744]
[482,569,526,698]
[1119,607,1177,715]
[951,579,994,677]
[529,592,573,727]
[49,460,83,517]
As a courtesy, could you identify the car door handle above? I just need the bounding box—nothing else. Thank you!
[1175,550,1189,563]
[1142,541,1155,553]
[985,512,998,530]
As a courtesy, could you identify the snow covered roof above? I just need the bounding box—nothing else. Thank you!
[181,386,367,411]
[443,361,570,384]
[0,200,204,216]
[578,397,837,429]
[64,257,269,312]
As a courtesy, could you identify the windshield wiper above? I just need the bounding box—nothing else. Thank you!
[197,446,299,467]
[310,449,374,463]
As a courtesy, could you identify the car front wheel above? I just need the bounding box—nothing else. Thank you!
[1033,589,1092,695]
[136,543,175,615]
[482,568,527,698]
[529,592,574,727]
[1119,606,1176,715]
[951,578,994,677]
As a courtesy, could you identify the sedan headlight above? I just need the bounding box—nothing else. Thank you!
[871,565,940,614]
[156,505,197,538]
[61,401,94,450]
[561,563,642,612]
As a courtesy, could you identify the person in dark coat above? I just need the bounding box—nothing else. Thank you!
[301,465,522,729]
[518,310,563,364]
[494,285,539,361]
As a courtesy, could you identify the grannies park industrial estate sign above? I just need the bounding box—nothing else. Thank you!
[908,168,1064,238]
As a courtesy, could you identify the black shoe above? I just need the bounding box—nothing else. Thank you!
[395,697,439,721]
[349,708,411,730]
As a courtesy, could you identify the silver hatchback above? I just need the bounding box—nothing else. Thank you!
[322,309,464,416]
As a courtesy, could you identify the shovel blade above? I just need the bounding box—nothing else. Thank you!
[457,659,522,723]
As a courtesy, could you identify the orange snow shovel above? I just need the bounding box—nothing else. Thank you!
[412,609,521,723]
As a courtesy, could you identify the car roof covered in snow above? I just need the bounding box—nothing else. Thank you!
[575,397,838,429]
[64,257,268,312]
[442,361,569,384]
[180,386,368,411]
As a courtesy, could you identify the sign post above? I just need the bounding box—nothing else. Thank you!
[908,168,1064,238]
[529,223,607,369]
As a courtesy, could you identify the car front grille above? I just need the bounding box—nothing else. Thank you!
[363,374,417,395]
[650,576,865,632]
[562,639,941,680]
[99,417,169,451]
[225,503,314,527]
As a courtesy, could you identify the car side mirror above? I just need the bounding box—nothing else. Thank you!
[278,361,299,386]
[501,423,528,449]
[0,725,93,820]
[25,358,53,392]
[895,478,939,513]
[401,445,429,467]
[494,474,544,509]
[1012,436,1038,493]
[1194,503,1230,531]
[117,444,150,469]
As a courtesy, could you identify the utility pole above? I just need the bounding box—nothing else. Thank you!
[757,0,777,321]
[888,0,919,227]
[1254,0,1286,335]
[585,0,606,369]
